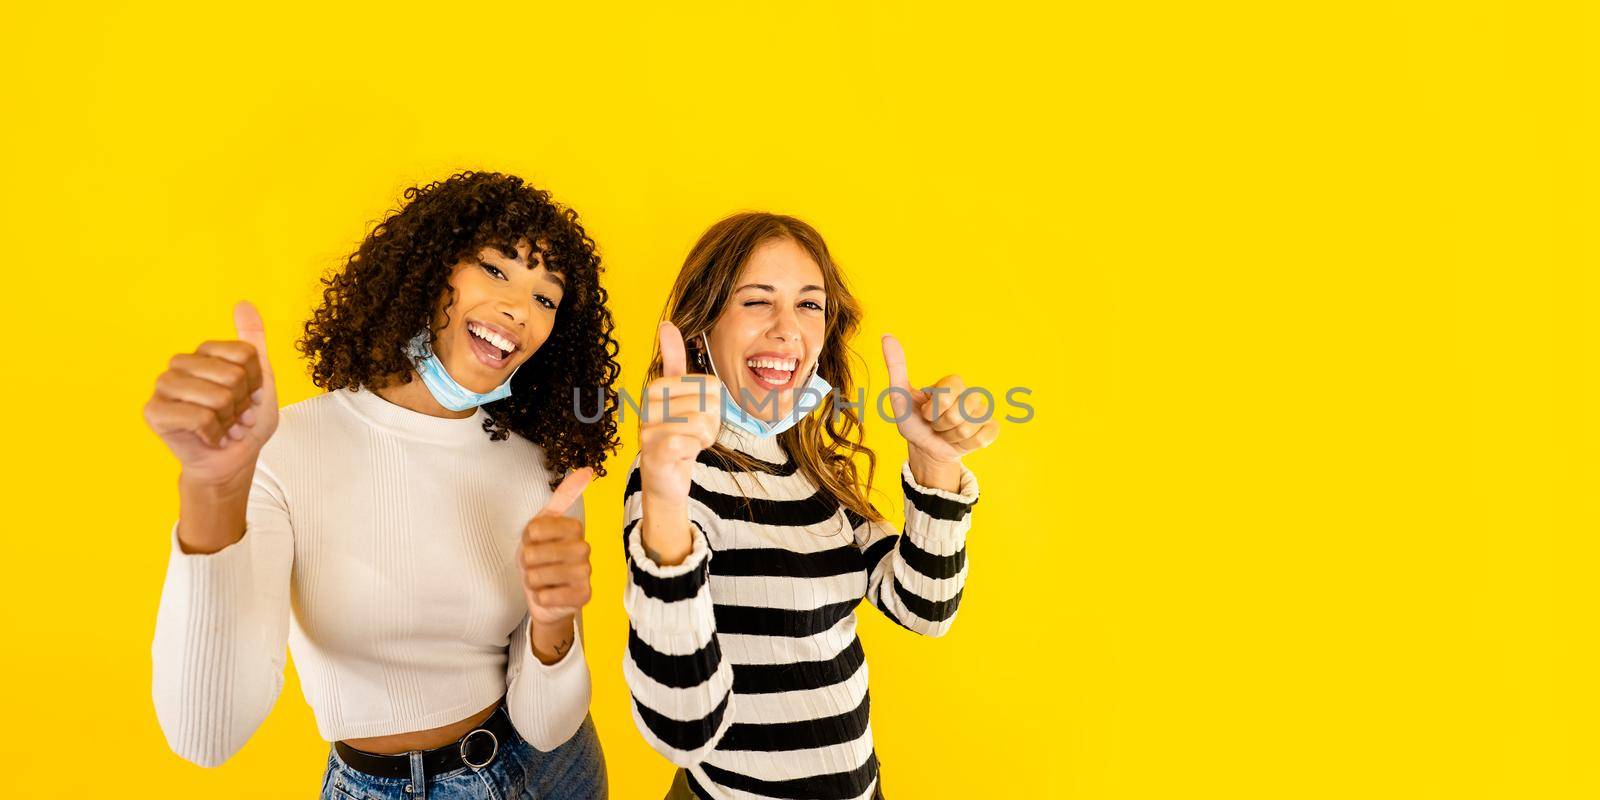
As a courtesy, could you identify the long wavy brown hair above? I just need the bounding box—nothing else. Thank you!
[296,171,621,478]
[644,212,883,522]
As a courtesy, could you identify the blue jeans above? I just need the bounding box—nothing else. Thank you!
[319,714,606,800]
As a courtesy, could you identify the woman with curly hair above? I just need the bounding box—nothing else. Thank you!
[622,213,1001,799]
[145,171,619,799]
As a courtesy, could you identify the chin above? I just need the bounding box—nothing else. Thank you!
[734,386,788,421]
[447,362,508,393]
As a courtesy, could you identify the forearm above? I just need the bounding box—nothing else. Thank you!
[867,461,980,636]
[621,520,731,765]
[153,519,287,766]
[177,470,253,554]
[871,534,968,637]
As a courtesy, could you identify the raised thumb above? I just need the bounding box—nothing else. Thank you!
[659,322,688,378]
[233,300,275,383]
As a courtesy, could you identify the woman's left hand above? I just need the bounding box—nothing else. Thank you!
[521,468,595,626]
[881,334,1001,468]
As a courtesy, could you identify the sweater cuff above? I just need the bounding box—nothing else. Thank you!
[169,519,251,560]
[624,520,715,641]
[164,520,255,591]
[505,614,591,751]
[900,461,980,544]
[628,519,710,578]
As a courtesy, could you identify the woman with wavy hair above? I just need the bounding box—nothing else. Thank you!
[623,213,1001,799]
[145,171,619,799]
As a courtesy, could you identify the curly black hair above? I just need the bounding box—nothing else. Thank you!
[296,171,621,478]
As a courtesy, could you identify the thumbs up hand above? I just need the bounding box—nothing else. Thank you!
[520,468,595,625]
[143,301,281,487]
[881,334,1000,469]
[638,322,723,506]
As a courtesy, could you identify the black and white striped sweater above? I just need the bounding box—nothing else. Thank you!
[622,423,979,800]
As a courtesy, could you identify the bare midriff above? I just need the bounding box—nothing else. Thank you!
[340,696,503,755]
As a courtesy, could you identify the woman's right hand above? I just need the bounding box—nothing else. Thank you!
[143,301,280,488]
[637,323,721,561]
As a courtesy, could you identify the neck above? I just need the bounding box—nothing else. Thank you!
[374,371,477,419]
[717,420,792,463]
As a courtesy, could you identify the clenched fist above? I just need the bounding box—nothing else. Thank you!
[143,301,280,487]
[881,334,999,486]
[521,468,595,626]
[638,322,723,505]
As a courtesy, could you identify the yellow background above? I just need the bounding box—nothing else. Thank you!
[1,1,1595,797]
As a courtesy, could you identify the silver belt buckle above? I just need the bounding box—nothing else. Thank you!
[459,727,499,769]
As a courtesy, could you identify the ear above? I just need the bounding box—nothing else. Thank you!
[686,338,707,370]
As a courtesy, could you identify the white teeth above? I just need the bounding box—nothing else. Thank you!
[745,357,797,371]
[469,322,514,355]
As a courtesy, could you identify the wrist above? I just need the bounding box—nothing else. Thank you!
[176,468,255,554]
[179,466,254,498]
[638,495,694,567]
[641,484,687,511]
[529,616,577,665]
[907,445,963,492]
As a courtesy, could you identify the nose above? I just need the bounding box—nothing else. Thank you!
[493,287,529,328]
[768,303,801,344]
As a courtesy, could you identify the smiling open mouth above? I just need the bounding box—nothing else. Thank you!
[466,321,517,367]
[746,355,798,390]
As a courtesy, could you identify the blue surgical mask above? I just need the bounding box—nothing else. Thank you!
[700,332,831,438]
[406,330,520,412]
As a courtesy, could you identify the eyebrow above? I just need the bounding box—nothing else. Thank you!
[735,283,825,294]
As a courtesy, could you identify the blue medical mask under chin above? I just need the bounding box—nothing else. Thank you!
[699,331,832,438]
[406,330,521,412]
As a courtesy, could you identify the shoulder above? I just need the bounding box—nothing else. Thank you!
[258,390,357,465]
[278,389,346,422]
[277,389,354,433]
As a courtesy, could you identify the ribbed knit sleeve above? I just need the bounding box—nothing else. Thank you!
[504,493,593,752]
[620,458,735,767]
[150,461,294,767]
[856,460,979,637]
